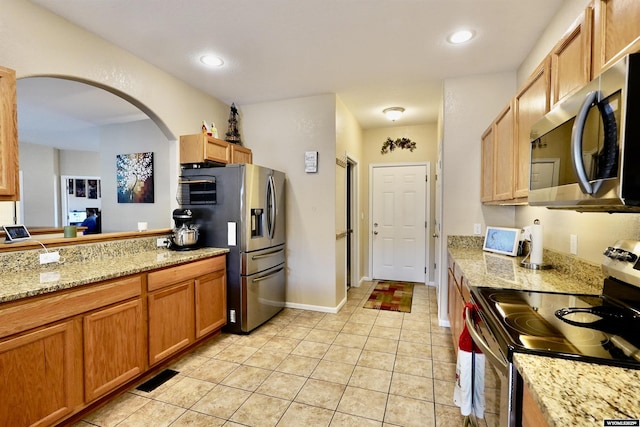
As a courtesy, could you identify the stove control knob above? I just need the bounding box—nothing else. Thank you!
[624,252,638,263]
[604,247,616,258]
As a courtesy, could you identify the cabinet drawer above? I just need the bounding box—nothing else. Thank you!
[0,275,141,339]
[147,256,225,291]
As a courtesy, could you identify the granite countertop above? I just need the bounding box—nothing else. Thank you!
[447,242,639,425]
[448,247,603,295]
[0,247,228,303]
[514,353,640,425]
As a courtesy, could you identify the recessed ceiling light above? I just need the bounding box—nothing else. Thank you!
[447,30,475,45]
[200,55,224,67]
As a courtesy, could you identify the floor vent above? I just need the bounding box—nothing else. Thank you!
[135,369,179,392]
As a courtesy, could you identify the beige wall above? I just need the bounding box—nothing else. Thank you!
[0,0,230,231]
[362,123,438,283]
[241,94,340,311]
[438,72,517,324]
[336,97,363,303]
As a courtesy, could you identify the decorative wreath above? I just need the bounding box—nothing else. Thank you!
[380,137,417,154]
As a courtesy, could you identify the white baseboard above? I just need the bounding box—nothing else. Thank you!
[285,296,346,314]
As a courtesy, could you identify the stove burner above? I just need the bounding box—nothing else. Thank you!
[487,292,528,305]
[504,312,563,337]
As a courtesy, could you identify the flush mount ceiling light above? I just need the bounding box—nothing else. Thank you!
[200,55,224,67]
[383,107,405,121]
[447,29,476,44]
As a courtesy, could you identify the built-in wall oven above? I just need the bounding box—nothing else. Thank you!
[465,240,640,426]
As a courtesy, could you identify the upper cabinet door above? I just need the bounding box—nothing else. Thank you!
[493,103,515,201]
[0,66,18,201]
[551,5,593,106]
[593,0,640,75]
[514,58,551,199]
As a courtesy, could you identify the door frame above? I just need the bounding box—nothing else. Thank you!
[346,154,359,288]
[368,162,430,283]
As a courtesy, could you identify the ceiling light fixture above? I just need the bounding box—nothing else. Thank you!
[447,29,475,44]
[383,107,405,121]
[200,55,224,67]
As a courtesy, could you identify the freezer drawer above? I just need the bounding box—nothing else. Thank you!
[242,244,285,276]
[241,263,285,332]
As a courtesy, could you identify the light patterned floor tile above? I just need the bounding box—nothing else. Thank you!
[79,283,464,427]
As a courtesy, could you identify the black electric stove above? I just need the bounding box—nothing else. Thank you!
[470,240,640,370]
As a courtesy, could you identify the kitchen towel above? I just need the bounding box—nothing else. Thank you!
[454,303,486,418]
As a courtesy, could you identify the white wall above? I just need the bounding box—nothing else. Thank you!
[241,94,339,310]
[19,143,59,226]
[100,120,172,232]
[438,72,517,323]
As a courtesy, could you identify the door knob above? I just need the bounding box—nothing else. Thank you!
[433,233,439,238]
[373,223,378,227]
[373,231,378,235]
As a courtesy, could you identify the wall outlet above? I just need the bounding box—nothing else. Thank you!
[570,234,578,255]
[157,237,168,247]
[39,251,60,264]
[473,223,482,235]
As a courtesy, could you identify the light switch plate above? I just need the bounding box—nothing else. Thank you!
[473,223,482,235]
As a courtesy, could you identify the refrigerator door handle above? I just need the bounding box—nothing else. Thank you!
[251,247,285,260]
[266,175,277,240]
[252,266,285,283]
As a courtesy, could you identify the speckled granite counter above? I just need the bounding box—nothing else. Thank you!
[0,238,228,303]
[448,236,639,425]
[514,353,640,425]
[448,247,603,295]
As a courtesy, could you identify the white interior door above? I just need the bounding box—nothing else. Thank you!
[371,164,427,282]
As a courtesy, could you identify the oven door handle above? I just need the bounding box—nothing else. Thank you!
[464,306,508,374]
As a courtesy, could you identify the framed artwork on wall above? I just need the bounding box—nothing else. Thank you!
[68,179,74,195]
[116,152,154,203]
[75,179,86,197]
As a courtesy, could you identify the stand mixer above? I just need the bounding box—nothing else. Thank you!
[168,209,200,250]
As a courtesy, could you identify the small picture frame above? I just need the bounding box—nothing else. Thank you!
[483,226,521,257]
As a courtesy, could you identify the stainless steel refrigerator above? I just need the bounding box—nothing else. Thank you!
[179,163,286,334]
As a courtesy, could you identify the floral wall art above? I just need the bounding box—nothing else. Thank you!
[116,152,154,203]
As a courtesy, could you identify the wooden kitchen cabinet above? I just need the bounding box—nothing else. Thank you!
[514,58,551,199]
[147,256,226,365]
[522,380,550,427]
[550,6,593,106]
[480,126,494,203]
[83,298,145,402]
[447,253,470,350]
[195,269,227,338]
[0,65,19,201]
[180,133,252,165]
[593,0,640,75]
[481,103,515,203]
[493,103,515,201]
[0,320,82,427]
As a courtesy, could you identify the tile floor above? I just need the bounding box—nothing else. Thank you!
[73,282,498,427]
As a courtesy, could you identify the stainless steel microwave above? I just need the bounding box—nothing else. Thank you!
[529,53,640,212]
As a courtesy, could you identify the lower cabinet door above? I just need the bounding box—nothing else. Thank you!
[84,299,145,402]
[195,269,226,338]
[148,281,194,365]
[0,320,80,427]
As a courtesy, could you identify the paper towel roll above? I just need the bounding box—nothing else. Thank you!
[530,222,543,265]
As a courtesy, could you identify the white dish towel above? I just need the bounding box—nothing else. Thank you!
[454,303,486,418]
